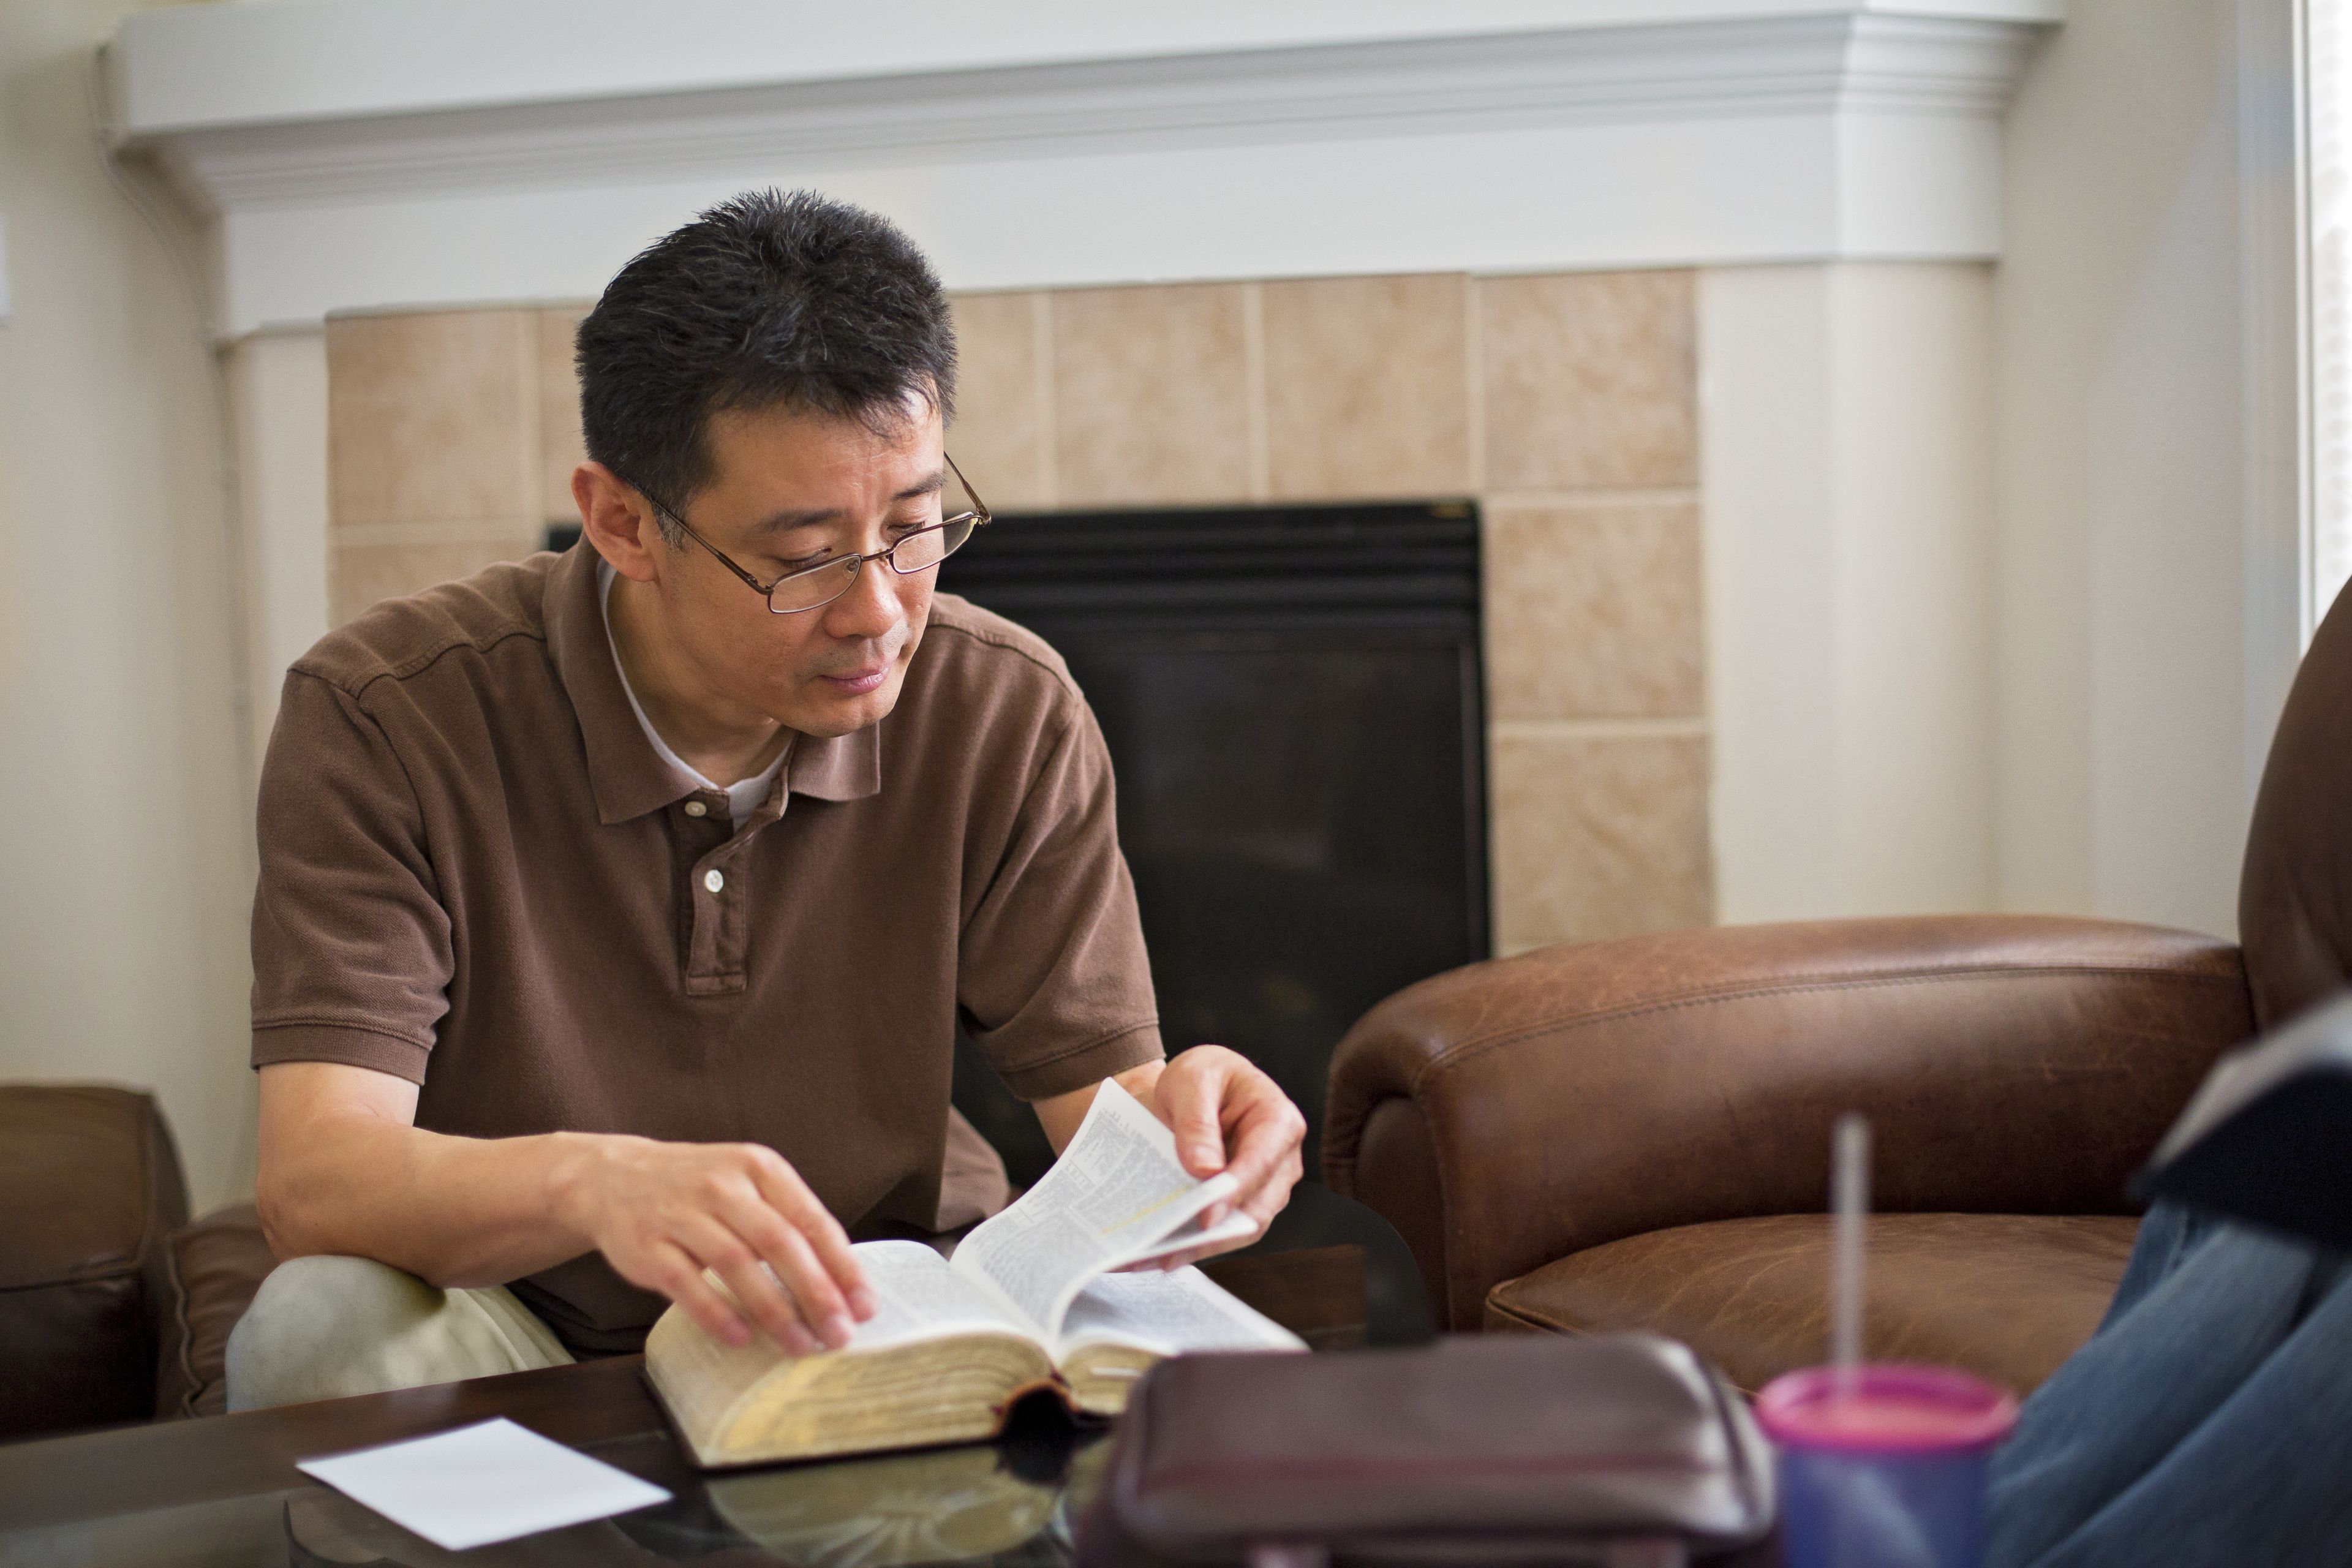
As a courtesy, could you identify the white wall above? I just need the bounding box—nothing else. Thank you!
[1705,262,1998,922]
[0,0,258,1211]
[224,328,328,779]
[1995,0,2266,938]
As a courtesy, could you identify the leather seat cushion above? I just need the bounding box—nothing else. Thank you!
[1484,1212,2139,1397]
[0,1085,189,1438]
[153,1204,277,1420]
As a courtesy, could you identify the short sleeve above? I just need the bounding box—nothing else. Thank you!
[249,671,454,1083]
[957,699,1164,1100]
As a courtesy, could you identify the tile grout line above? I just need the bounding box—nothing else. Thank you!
[1685,278,1712,734]
[1491,716,1710,741]
[1032,292,1057,508]
[514,310,544,549]
[1242,281,1270,502]
[1464,275,1487,497]
[323,323,345,624]
[1482,488,1702,509]
[1465,272,1494,931]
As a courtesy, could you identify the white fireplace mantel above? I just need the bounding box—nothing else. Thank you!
[129,2,2051,939]
[110,0,2060,337]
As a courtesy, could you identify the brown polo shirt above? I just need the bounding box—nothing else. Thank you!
[251,541,1163,1352]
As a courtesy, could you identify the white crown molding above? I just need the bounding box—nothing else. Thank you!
[106,0,2065,138]
[129,15,2043,210]
[107,1,2059,336]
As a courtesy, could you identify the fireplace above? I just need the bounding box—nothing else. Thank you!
[938,502,1487,1183]
[135,1,2046,1223]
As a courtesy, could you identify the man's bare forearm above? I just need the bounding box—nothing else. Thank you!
[255,1060,611,1289]
[255,1060,875,1354]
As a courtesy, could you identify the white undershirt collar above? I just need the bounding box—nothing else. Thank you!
[599,559,786,832]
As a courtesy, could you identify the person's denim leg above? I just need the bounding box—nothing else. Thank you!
[1986,1203,2352,1567]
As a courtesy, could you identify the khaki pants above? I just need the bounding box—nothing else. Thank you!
[225,1255,574,1412]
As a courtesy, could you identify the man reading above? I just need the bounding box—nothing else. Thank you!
[226,190,1306,1408]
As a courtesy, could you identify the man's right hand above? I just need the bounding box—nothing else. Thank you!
[553,1134,877,1354]
[254,1061,875,1359]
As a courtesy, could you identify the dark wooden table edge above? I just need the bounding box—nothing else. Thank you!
[0,1354,663,1530]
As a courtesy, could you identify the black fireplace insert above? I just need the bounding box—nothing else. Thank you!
[939,500,1488,1183]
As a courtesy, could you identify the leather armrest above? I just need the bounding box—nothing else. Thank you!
[0,1085,190,1438]
[154,1204,275,1420]
[1322,915,2252,1330]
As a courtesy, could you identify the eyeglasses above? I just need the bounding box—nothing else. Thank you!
[634,453,991,615]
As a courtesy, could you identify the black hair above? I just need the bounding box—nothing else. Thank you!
[575,189,956,541]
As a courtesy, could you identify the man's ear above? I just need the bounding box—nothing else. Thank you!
[573,461,665,582]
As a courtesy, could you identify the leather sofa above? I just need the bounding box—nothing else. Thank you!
[1324,560,2352,1399]
[0,1085,275,1440]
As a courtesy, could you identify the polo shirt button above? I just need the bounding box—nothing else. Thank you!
[683,800,708,818]
[703,869,725,893]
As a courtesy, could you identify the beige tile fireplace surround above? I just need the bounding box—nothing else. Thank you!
[323,270,1713,959]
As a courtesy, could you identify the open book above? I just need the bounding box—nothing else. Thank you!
[644,1080,1306,1467]
[2136,989,2352,1250]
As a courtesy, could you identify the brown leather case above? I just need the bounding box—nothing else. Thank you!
[1074,1335,1774,1568]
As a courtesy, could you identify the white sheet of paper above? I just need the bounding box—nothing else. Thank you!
[295,1417,671,1551]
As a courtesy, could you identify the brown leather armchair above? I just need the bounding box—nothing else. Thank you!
[0,1085,274,1440]
[1325,571,2352,1399]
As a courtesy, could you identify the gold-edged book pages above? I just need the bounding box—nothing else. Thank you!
[643,1082,1304,1468]
[646,1308,1059,1467]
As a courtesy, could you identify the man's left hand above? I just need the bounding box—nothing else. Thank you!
[1128,1046,1306,1268]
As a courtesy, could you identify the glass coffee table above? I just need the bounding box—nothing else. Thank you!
[0,1223,1411,1567]
[4,1353,1118,1566]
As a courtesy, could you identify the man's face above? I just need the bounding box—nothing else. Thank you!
[649,399,946,739]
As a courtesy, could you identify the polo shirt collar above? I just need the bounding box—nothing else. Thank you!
[790,721,883,802]
[545,541,883,824]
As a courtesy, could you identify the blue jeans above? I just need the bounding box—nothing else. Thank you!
[1985,1202,2352,1566]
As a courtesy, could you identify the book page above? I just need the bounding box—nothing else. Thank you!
[1122,1205,1261,1266]
[2138,992,2352,1248]
[1054,1265,1308,1359]
[840,1241,1040,1351]
[951,1079,1237,1337]
[2148,993,2352,1169]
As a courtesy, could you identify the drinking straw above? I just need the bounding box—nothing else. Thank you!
[1831,1113,1871,1399]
